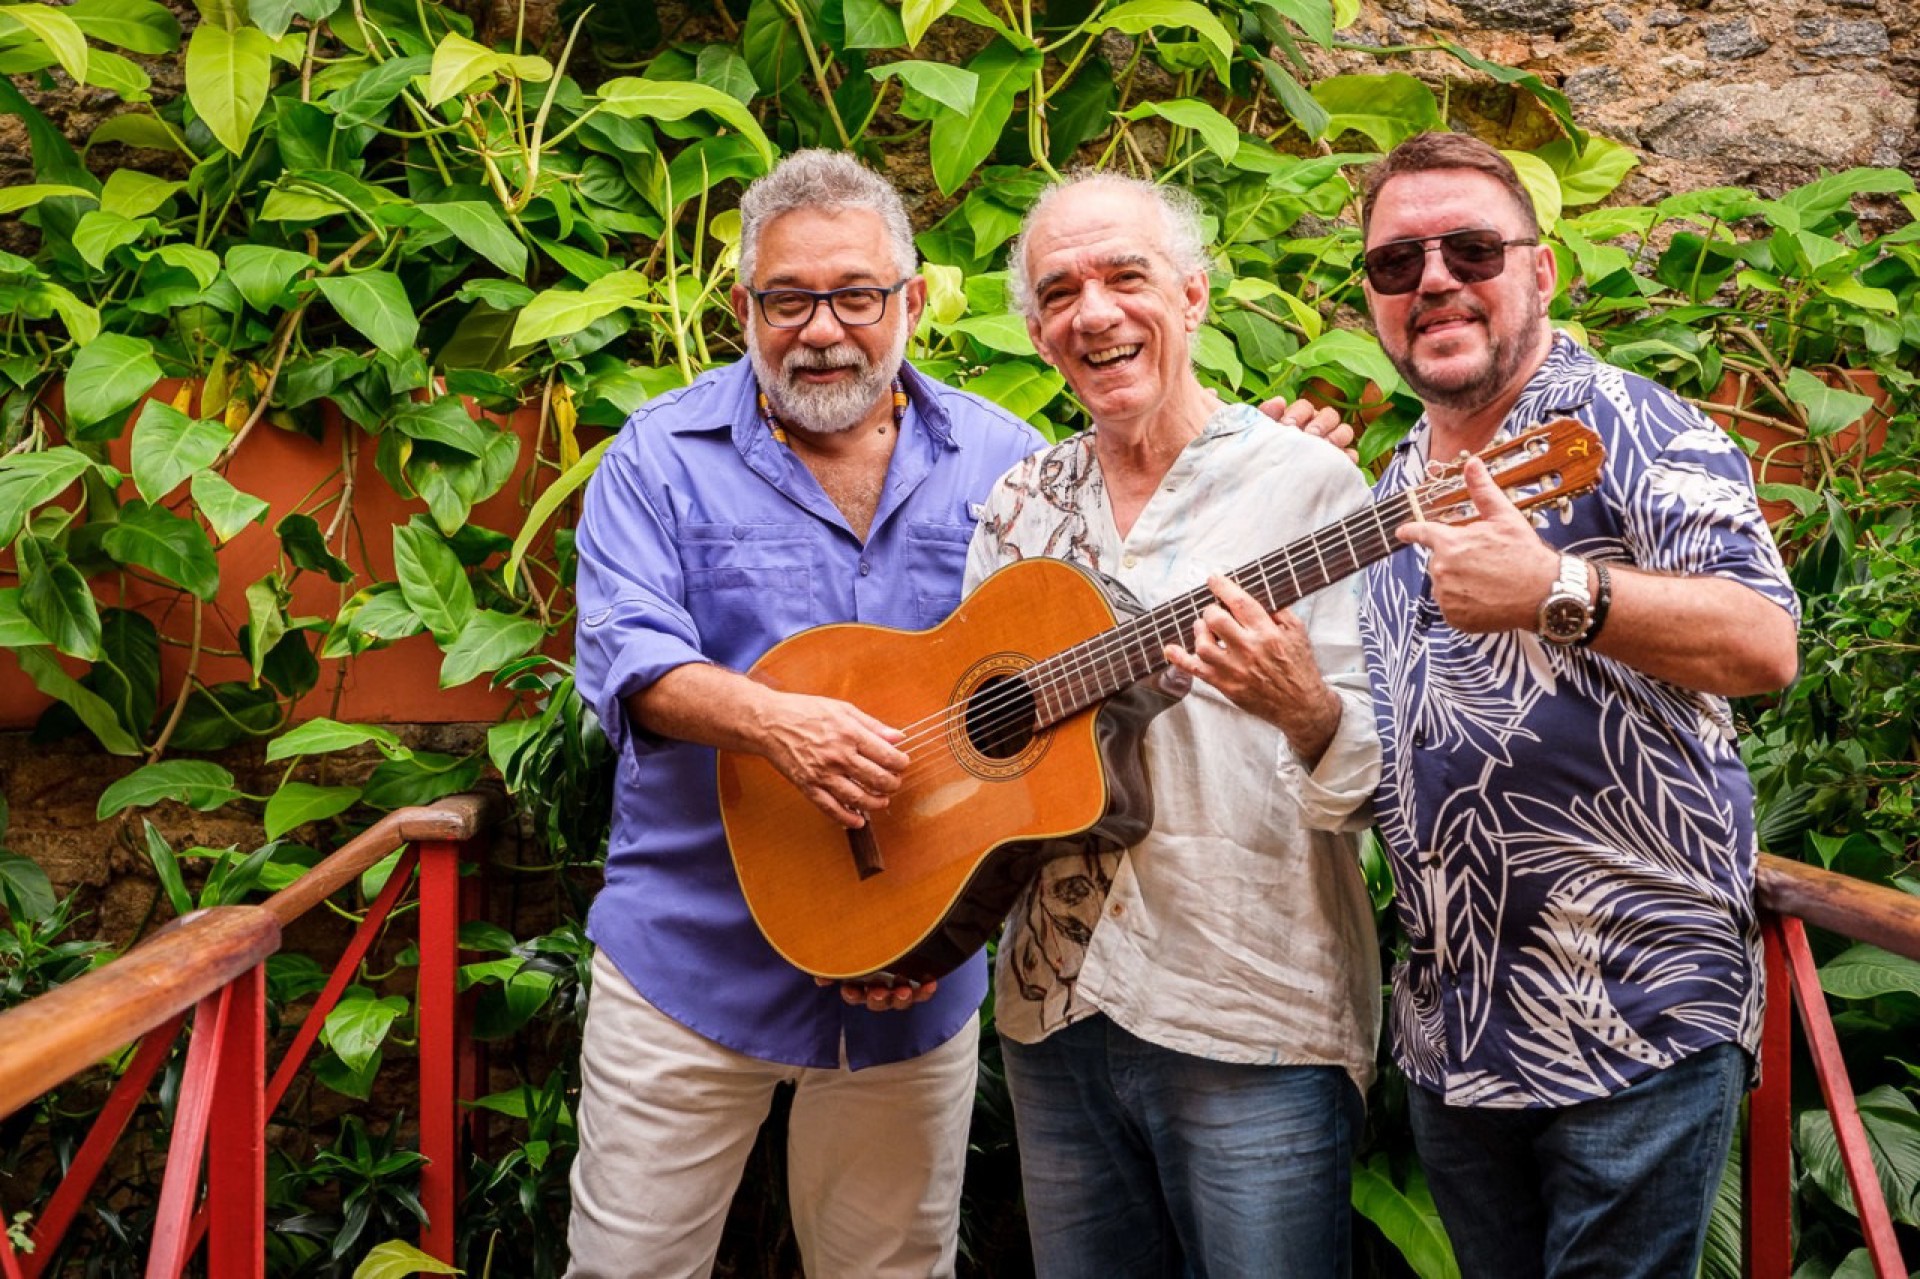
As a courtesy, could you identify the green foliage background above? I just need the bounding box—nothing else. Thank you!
[0,0,1916,1274]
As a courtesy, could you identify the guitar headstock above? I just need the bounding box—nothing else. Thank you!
[1416,418,1605,527]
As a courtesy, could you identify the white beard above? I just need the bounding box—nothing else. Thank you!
[748,322,908,435]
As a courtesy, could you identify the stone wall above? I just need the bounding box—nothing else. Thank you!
[1333,0,1917,205]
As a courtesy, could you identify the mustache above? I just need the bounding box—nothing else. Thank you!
[784,344,869,374]
[1406,296,1487,333]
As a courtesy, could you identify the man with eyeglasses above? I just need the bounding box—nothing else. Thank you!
[562,149,1046,1278]
[1348,132,1800,1277]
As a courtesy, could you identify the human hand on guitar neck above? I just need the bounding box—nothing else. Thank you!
[1395,457,1563,633]
[1162,574,1344,767]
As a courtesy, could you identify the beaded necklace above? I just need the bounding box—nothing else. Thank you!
[757,378,908,445]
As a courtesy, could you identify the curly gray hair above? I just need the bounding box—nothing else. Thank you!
[737,149,918,284]
[1006,172,1211,320]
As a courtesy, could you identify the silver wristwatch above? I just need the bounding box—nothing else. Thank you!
[1536,553,1594,645]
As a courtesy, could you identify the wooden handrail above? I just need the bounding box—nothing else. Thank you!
[262,792,501,926]
[0,906,280,1121]
[1757,853,1920,963]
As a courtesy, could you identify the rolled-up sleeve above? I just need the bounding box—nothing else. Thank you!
[573,445,710,759]
[1292,475,1384,834]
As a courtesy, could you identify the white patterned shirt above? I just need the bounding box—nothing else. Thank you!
[964,404,1383,1088]
[1364,334,1800,1108]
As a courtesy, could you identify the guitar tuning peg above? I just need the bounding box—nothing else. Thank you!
[1556,497,1575,524]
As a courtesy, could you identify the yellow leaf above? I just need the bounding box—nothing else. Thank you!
[552,382,579,473]
[170,382,195,413]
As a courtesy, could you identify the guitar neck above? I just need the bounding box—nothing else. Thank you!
[1024,487,1422,727]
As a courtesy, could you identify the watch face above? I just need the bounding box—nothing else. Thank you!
[1542,597,1591,643]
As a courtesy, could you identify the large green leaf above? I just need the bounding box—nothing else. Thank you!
[413,201,527,277]
[18,536,102,660]
[67,0,182,54]
[277,512,354,581]
[190,470,270,541]
[1798,1085,1920,1227]
[248,0,339,39]
[1311,72,1441,150]
[868,59,976,116]
[103,500,221,600]
[0,183,95,216]
[0,447,95,545]
[425,31,550,106]
[0,5,90,85]
[963,362,1065,423]
[1350,1155,1460,1279]
[266,717,402,761]
[351,1240,462,1279]
[511,271,651,346]
[97,760,241,817]
[1784,367,1873,440]
[1096,1,1233,70]
[312,272,419,356]
[15,645,141,754]
[1820,943,1920,1001]
[901,0,958,46]
[1288,328,1402,394]
[1544,135,1639,208]
[0,588,52,647]
[185,23,273,156]
[243,574,286,681]
[928,41,1039,197]
[596,77,773,167]
[320,986,407,1070]
[73,210,148,270]
[842,0,906,49]
[439,610,543,687]
[130,398,228,502]
[98,169,183,218]
[264,780,362,839]
[64,332,161,427]
[1124,98,1239,165]
[1258,57,1329,140]
[392,521,475,643]
[226,244,315,311]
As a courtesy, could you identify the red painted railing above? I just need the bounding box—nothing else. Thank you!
[1749,853,1920,1279]
[0,824,1911,1276]
[0,793,497,1279]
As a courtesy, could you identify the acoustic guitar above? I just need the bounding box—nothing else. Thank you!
[719,419,1605,981]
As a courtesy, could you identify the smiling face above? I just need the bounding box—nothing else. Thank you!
[1363,168,1556,419]
[732,204,924,435]
[1021,183,1210,440]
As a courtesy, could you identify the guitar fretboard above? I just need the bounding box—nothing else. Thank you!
[1022,487,1424,727]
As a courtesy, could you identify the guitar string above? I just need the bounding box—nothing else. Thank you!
[872,432,1572,788]
[882,444,1570,786]
[881,483,1428,774]
[881,492,1416,785]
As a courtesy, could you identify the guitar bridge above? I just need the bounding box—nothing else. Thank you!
[848,823,885,879]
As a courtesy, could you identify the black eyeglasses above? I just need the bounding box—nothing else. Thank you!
[1362,229,1538,295]
[751,279,908,329]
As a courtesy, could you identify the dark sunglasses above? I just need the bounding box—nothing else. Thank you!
[1362,229,1539,295]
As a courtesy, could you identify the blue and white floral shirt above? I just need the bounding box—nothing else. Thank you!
[1363,333,1799,1108]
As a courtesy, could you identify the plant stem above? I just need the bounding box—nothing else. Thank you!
[144,596,203,765]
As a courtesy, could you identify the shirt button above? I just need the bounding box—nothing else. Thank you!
[858,561,871,576]
[1412,730,1428,747]
[1122,554,1138,569]
[1109,902,1125,919]
[732,524,751,539]
[1445,973,1460,989]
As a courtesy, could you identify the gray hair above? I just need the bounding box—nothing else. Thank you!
[736,149,918,283]
[1007,172,1211,320]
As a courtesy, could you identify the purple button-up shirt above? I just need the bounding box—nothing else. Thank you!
[573,356,1043,1068]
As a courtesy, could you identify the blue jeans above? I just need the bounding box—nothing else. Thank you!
[1001,1014,1361,1279]
[1407,1042,1747,1279]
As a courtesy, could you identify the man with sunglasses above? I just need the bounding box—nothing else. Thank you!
[1350,132,1800,1277]
[562,149,1046,1278]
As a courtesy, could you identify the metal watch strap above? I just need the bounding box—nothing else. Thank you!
[1573,560,1612,648]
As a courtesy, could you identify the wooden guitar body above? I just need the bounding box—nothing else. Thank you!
[719,419,1607,984]
[719,557,1173,982]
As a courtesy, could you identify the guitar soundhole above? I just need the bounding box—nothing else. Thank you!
[964,674,1037,760]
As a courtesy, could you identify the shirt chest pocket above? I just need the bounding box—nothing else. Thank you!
[903,520,976,626]
[680,523,814,666]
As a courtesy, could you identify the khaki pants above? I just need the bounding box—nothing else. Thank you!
[565,950,978,1279]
